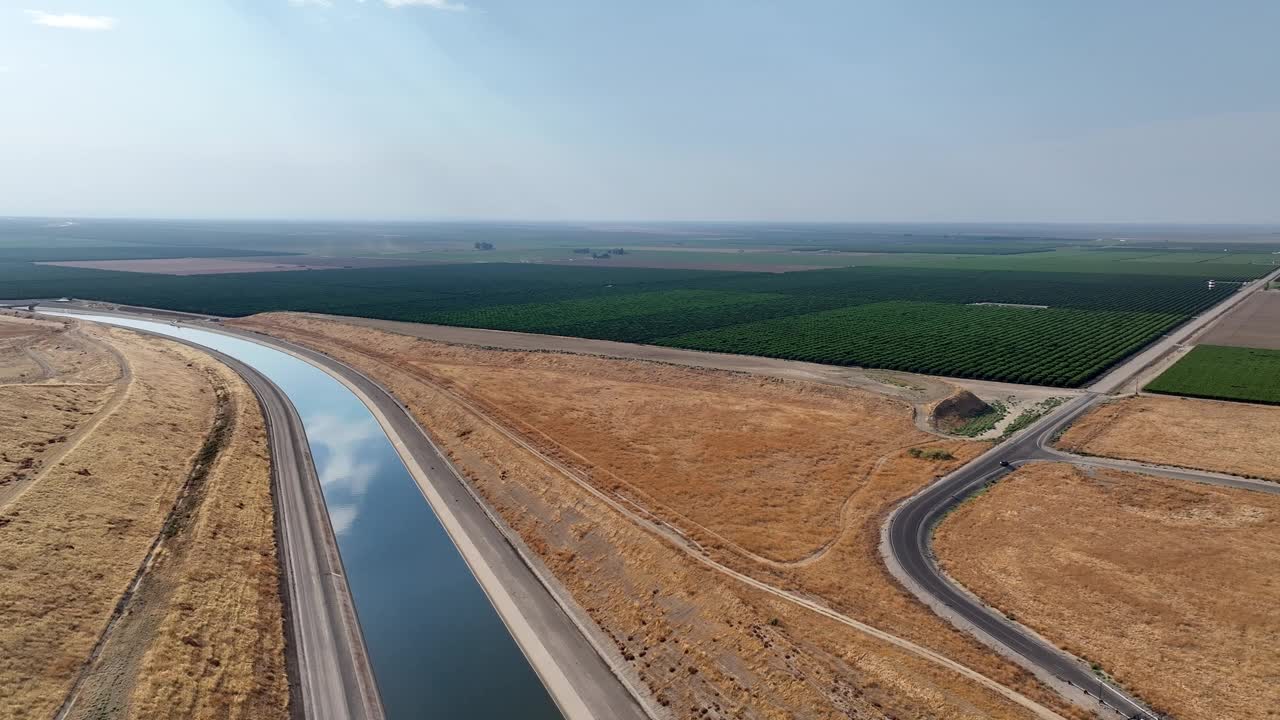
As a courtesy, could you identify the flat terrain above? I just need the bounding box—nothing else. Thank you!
[936,463,1280,720]
[0,315,286,719]
[0,314,121,508]
[1196,289,1280,349]
[1057,394,1280,481]
[1145,344,1280,404]
[39,257,328,275]
[3,251,1250,387]
[236,312,1081,720]
[41,257,346,275]
[38,255,428,275]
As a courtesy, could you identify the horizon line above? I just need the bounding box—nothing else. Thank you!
[4,215,1280,229]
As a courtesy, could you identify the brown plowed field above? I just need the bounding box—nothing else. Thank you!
[936,462,1280,720]
[1197,290,1280,349]
[38,257,329,275]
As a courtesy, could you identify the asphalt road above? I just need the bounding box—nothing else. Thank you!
[49,308,651,720]
[886,271,1280,720]
[884,394,1161,719]
[216,350,386,720]
[34,271,1280,720]
[231,326,653,720]
[49,317,387,720]
[1089,267,1280,394]
[887,393,1278,719]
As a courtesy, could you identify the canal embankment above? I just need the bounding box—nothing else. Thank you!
[42,307,651,720]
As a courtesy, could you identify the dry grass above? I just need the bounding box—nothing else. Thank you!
[25,329,124,385]
[0,324,287,720]
[235,311,1082,719]
[935,462,1280,720]
[123,354,288,720]
[0,328,215,718]
[0,313,122,385]
[421,356,932,561]
[0,384,114,491]
[1059,394,1280,481]
[0,318,120,509]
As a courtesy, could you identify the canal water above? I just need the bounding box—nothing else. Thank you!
[49,312,561,720]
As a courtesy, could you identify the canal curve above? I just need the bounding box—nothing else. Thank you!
[51,311,562,720]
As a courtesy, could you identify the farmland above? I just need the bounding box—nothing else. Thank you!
[0,258,1253,387]
[0,246,285,263]
[1145,344,1280,404]
[4,218,1275,389]
[658,302,1181,387]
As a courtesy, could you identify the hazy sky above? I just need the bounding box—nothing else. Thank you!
[2,1,1278,222]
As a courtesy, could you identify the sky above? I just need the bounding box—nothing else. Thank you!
[1,1,1278,223]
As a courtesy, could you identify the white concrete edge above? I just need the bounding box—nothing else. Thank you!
[37,309,384,720]
[69,307,1070,719]
[256,339,599,720]
[40,304,658,720]
[357,385,666,720]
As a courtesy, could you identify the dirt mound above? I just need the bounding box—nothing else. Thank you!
[931,390,993,432]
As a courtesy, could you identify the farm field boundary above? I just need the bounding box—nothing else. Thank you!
[1,261,1256,388]
[1145,344,1280,404]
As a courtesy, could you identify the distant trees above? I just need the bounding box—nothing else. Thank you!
[572,247,624,257]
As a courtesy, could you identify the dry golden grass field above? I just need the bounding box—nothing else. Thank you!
[1058,394,1280,481]
[936,462,1280,720]
[237,311,1082,720]
[0,315,286,720]
[118,355,287,720]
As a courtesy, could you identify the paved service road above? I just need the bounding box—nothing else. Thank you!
[232,328,653,720]
[222,352,386,720]
[884,394,1162,719]
[1090,267,1280,394]
[886,270,1280,720]
[52,308,651,720]
[52,318,387,720]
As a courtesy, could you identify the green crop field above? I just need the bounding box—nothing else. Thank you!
[1,257,1247,387]
[1145,345,1280,404]
[831,248,1279,280]
[658,303,1181,387]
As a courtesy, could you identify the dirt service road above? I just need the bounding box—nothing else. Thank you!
[228,325,657,720]
[39,312,385,720]
[1089,267,1280,394]
[60,308,654,720]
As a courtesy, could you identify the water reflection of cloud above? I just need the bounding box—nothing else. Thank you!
[328,505,358,535]
[305,412,384,536]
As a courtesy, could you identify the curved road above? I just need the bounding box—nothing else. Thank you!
[49,308,652,720]
[885,395,1159,718]
[886,270,1280,720]
[217,351,386,720]
[100,327,386,720]
[32,270,1279,720]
